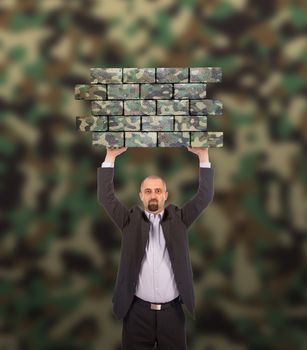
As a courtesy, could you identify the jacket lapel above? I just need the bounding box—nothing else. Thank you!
[140,213,150,253]
[161,218,174,259]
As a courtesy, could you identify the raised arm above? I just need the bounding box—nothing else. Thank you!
[179,147,214,229]
[97,147,129,231]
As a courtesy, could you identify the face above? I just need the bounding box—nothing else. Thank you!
[139,178,168,214]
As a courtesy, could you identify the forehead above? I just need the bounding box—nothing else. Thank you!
[142,178,164,189]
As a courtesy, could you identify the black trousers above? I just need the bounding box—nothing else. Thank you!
[121,295,187,350]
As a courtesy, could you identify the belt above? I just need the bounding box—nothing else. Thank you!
[133,295,182,310]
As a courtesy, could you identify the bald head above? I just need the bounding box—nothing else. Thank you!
[140,175,167,192]
[139,175,168,213]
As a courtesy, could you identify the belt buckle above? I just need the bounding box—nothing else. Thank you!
[150,303,161,310]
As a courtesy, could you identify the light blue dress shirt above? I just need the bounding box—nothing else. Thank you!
[100,160,211,302]
[135,208,180,303]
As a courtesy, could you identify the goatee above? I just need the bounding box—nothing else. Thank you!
[148,201,158,212]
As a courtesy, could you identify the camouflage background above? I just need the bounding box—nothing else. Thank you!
[0,0,306,349]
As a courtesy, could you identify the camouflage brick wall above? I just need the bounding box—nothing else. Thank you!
[75,67,223,147]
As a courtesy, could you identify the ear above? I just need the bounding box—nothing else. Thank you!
[164,191,168,200]
[139,192,143,201]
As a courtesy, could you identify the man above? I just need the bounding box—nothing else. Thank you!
[97,146,214,350]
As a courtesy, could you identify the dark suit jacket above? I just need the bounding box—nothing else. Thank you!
[97,166,214,320]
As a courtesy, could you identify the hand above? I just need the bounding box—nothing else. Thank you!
[187,147,209,162]
[104,147,128,162]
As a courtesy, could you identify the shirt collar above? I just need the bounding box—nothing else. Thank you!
[144,208,164,221]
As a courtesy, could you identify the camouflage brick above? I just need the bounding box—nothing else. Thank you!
[123,68,155,83]
[190,67,222,82]
[190,99,223,115]
[158,132,190,147]
[76,116,108,131]
[142,116,173,131]
[174,116,207,131]
[92,132,124,147]
[74,84,107,100]
[124,100,156,115]
[174,83,207,99]
[107,84,139,99]
[156,68,188,83]
[140,84,173,99]
[91,100,123,115]
[157,100,189,115]
[109,116,140,131]
[90,68,122,84]
[190,131,223,147]
[125,132,157,147]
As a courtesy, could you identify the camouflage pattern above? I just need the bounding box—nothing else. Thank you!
[142,116,173,131]
[190,67,222,83]
[91,100,123,115]
[76,116,108,131]
[157,68,189,83]
[157,99,189,115]
[123,68,155,83]
[158,132,190,147]
[76,68,222,148]
[75,84,107,100]
[92,131,124,147]
[109,116,140,131]
[124,99,156,115]
[190,99,223,115]
[174,83,207,99]
[90,68,122,84]
[107,84,139,100]
[1,0,307,349]
[175,116,207,131]
[125,132,157,147]
[191,131,223,147]
[140,83,173,99]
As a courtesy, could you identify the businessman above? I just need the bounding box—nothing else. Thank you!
[97,146,214,350]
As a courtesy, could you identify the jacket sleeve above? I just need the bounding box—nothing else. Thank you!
[97,167,130,231]
[179,167,214,229]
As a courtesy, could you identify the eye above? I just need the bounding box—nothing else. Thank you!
[156,189,162,193]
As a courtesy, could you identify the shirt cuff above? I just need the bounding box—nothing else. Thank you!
[101,162,114,168]
[199,162,211,168]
